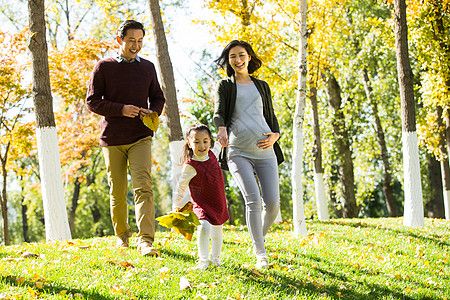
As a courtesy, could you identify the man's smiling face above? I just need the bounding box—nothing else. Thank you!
[117,28,144,61]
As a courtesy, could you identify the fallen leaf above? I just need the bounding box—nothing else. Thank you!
[251,268,264,278]
[35,282,44,289]
[110,284,123,294]
[119,261,135,269]
[22,252,38,258]
[179,277,192,290]
[78,245,91,250]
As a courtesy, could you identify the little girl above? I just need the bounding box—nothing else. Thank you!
[173,123,229,270]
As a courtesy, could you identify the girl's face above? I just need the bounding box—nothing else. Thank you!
[228,46,251,75]
[188,130,211,157]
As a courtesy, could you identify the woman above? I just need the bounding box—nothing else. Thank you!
[213,40,284,269]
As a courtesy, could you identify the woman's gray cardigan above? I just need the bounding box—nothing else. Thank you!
[213,76,284,170]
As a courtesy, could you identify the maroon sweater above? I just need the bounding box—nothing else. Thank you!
[187,151,229,225]
[86,57,165,146]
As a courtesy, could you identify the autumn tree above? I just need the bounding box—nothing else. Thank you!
[410,0,450,219]
[0,30,30,245]
[393,0,424,227]
[27,0,71,240]
[292,0,308,235]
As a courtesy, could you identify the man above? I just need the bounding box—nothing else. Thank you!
[86,20,165,256]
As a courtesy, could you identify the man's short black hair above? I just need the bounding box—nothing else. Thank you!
[117,20,145,39]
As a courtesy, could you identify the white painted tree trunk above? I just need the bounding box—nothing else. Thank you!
[169,140,191,208]
[314,172,329,220]
[402,132,424,227]
[292,0,308,236]
[444,190,450,220]
[36,127,71,240]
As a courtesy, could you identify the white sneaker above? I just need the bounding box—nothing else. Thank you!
[195,259,210,270]
[211,258,221,266]
[255,256,269,269]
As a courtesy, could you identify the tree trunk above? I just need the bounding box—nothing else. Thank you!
[28,0,71,240]
[361,69,398,217]
[436,106,450,219]
[426,154,445,218]
[292,0,307,236]
[147,0,183,142]
[19,173,30,243]
[325,74,357,218]
[310,85,328,220]
[147,0,187,211]
[1,158,10,245]
[68,178,81,235]
[393,0,424,227]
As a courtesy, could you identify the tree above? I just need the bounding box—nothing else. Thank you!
[292,0,308,236]
[27,0,71,240]
[393,0,424,227]
[325,74,357,218]
[0,30,30,245]
[147,0,187,209]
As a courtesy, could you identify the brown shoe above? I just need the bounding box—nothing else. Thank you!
[116,236,129,248]
[137,242,159,257]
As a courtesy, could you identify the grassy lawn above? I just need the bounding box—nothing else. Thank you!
[0,217,449,299]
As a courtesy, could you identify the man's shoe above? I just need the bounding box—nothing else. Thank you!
[137,242,159,257]
[116,236,129,248]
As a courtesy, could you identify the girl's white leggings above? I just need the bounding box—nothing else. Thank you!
[197,219,223,261]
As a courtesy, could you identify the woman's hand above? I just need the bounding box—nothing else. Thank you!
[257,132,280,149]
[217,126,228,147]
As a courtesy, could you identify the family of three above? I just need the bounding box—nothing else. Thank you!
[86,20,284,270]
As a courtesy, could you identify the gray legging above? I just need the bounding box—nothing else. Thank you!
[227,155,280,257]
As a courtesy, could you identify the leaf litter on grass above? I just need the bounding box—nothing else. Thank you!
[1,218,449,299]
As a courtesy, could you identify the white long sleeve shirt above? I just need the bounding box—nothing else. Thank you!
[173,142,223,210]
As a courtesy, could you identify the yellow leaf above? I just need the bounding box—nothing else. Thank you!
[110,284,123,294]
[35,282,43,289]
[251,268,264,278]
[119,261,135,269]
[142,112,159,132]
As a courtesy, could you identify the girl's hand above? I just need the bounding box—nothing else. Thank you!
[217,126,228,147]
[257,132,280,149]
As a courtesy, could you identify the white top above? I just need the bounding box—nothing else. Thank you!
[172,142,222,209]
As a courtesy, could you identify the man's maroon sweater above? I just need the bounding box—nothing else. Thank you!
[86,57,165,146]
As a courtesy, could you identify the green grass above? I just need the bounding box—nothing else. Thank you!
[1,218,449,299]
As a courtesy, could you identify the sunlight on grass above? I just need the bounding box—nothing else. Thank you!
[1,218,449,299]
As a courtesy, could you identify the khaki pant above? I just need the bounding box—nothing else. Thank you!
[102,136,154,246]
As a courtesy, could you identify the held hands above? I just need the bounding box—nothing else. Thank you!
[122,105,152,119]
[257,132,280,149]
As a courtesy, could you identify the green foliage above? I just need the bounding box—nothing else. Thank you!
[0,218,448,299]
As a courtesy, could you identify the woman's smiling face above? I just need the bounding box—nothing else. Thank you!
[228,46,251,75]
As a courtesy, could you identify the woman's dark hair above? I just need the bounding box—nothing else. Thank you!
[181,123,215,164]
[214,40,262,77]
[117,20,145,40]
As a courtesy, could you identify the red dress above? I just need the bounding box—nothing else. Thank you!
[186,151,230,225]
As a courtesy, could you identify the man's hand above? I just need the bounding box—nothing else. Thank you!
[139,108,152,120]
[122,105,140,118]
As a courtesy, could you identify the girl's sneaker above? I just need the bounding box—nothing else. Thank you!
[195,259,210,270]
[255,256,269,269]
[211,258,221,266]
